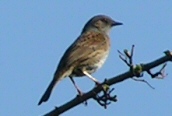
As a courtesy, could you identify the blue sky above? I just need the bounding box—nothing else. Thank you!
[1,1,172,116]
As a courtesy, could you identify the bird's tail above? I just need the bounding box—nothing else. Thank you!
[38,73,62,105]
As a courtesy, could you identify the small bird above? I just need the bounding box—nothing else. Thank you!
[38,15,122,105]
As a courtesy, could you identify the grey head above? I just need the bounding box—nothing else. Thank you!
[82,15,122,34]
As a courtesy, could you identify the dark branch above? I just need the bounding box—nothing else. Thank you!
[43,50,172,116]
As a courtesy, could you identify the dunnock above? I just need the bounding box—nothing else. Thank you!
[38,15,122,105]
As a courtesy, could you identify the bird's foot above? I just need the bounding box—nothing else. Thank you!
[95,81,110,92]
[76,90,87,106]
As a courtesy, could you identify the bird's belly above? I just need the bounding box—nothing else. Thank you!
[70,51,109,77]
[85,52,109,74]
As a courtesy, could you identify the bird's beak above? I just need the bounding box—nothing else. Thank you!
[112,21,123,26]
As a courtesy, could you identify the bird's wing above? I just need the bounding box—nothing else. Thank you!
[55,31,109,75]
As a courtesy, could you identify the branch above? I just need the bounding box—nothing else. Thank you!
[43,50,172,116]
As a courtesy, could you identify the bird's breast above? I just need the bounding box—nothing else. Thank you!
[95,51,109,69]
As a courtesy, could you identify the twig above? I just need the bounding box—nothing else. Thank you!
[146,63,167,79]
[132,78,155,89]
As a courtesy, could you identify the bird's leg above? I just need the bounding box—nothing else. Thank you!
[82,71,100,85]
[69,76,87,105]
[83,71,110,92]
[69,76,83,96]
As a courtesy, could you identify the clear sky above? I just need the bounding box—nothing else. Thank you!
[1,1,172,116]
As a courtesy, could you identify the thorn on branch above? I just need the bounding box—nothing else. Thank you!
[55,106,59,109]
[146,63,168,79]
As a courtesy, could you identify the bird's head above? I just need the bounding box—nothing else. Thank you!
[82,15,122,34]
